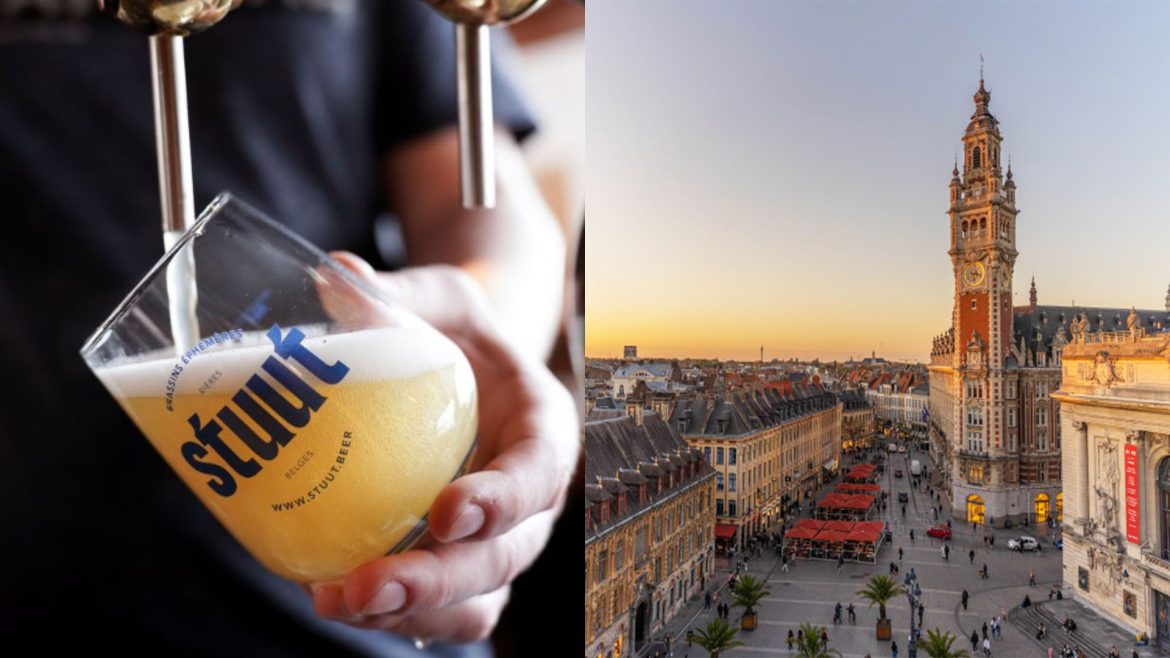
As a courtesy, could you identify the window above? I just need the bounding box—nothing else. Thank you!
[1037,430,1048,451]
[716,448,724,465]
[972,146,982,169]
[1036,407,1048,427]
[1006,380,1017,399]
[728,500,737,517]
[716,499,724,516]
[716,473,724,491]
[1007,408,1017,428]
[703,447,711,464]
[615,540,625,572]
[965,381,984,399]
[596,550,607,583]
[1036,463,1047,483]
[635,527,647,557]
[967,463,984,484]
[971,299,977,310]
[1037,382,1049,398]
[1008,431,1018,452]
[729,473,737,492]
[966,407,984,426]
[654,558,661,583]
[729,448,737,465]
[967,431,984,453]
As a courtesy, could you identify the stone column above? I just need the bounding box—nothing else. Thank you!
[1073,420,1089,529]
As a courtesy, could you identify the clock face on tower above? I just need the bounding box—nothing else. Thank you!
[963,261,986,288]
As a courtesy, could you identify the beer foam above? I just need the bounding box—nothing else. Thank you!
[96,324,467,399]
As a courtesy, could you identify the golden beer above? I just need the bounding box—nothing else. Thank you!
[95,324,478,583]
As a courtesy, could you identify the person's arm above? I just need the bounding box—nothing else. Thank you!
[383,126,565,363]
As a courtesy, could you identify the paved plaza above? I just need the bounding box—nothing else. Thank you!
[663,448,1072,658]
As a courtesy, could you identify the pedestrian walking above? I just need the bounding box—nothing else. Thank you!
[989,534,995,547]
[917,602,924,626]
[891,640,898,658]
[970,630,980,652]
[787,630,794,650]
[982,622,988,640]
[941,545,947,561]
[781,556,789,573]
[969,549,975,563]
[944,544,950,560]
[961,589,969,610]
[704,590,712,611]
[1029,571,1036,587]
[899,547,904,561]
[983,636,991,657]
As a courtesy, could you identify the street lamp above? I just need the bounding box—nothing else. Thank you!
[906,580,922,658]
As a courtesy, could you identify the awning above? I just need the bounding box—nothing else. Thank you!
[715,524,738,539]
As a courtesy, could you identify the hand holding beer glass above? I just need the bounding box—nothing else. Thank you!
[82,197,577,641]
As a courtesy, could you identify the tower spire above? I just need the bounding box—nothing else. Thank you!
[1029,276,1037,309]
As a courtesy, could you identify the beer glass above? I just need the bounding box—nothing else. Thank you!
[80,194,478,583]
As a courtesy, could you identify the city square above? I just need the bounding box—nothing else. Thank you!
[656,445,1148,658]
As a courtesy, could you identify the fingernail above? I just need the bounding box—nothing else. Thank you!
[363,580,407,615]
[447,504,485,541]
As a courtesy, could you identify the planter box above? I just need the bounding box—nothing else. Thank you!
[741,612,758,631]
[876,617,891,640]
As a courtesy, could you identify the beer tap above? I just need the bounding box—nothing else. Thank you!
[98,0,237,350]
[99,0,235,242]
[424,0,548,209]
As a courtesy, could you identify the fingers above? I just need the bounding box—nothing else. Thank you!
[329,252,497,337]
[431,365,579,542]
[352,586,511,644]
[332,508,556,618]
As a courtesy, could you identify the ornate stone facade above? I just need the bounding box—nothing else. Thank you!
[670,385,842,548]
[1055,330,1170,652]
[926,79,1168,524]
[584,413,716,658]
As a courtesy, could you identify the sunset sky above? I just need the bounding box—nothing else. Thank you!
[585,1,1170,363]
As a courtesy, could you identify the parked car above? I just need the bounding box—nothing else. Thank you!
[1008,536,1041,552]
[894,469,904,478]
[926,524,952,540]
[897,492,909,503]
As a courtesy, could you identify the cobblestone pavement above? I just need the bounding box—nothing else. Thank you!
[656,445,1069,658]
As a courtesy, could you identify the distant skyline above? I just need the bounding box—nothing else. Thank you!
[586,1,1170,362]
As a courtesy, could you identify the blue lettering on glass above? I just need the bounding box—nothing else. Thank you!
[179,325,351,498]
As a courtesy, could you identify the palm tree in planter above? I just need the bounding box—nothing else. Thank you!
[794,623,843,658]
[856,574,905,641]
[917,628,972,658]
[691,617,745,658]
[732,574,771,630]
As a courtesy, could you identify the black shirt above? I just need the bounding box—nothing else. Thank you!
[0,1,534,653]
